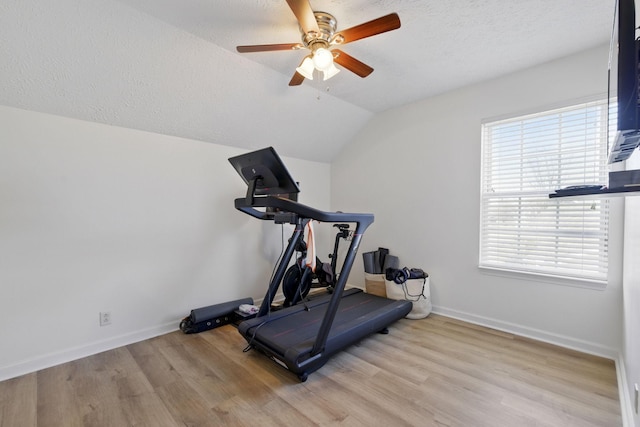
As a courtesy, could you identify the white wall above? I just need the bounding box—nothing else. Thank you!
[622,151,640,426]
[0,105,330,380]
[332,44,623,356]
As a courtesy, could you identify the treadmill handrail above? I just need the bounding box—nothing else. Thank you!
[234,196,374,228]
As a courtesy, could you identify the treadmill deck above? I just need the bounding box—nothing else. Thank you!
[238,289,412,379]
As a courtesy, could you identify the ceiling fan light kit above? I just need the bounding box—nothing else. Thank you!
[236,0,401,86]
[295,46,340,81]
[296,56,315,79]
[321,61,340,81]
[311,47,333,70]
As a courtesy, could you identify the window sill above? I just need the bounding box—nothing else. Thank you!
[478,266,607,291]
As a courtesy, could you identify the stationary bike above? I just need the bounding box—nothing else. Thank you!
[282,223,351,307]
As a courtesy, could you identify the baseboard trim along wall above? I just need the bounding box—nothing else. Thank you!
[615,355,636,427]
[0,321,178,382]
[431,305,618,359]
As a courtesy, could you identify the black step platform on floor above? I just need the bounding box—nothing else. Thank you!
[229,147,411,381]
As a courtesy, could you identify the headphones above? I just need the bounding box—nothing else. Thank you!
[385,267,428,284]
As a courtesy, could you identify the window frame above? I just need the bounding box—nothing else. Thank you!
[479,98,612,288]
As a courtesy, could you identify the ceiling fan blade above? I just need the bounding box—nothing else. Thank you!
[289,71,305,86]
[286,0,320,34]
[332,50,373,78]
[237,43,303,53]
[333,13,401,45]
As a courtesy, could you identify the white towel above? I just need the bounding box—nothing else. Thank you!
[304,221,316,272]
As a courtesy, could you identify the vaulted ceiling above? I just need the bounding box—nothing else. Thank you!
[0,0,613,161]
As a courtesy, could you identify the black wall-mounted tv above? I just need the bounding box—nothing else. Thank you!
[608,0,640,163]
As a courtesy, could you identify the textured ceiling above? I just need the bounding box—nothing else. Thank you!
[0,0,614,162]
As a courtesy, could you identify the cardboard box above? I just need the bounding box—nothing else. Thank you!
[365,273,387,298]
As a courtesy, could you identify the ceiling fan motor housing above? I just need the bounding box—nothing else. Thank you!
[302,12,338,51]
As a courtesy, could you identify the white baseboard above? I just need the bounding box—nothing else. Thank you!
[616,355,636,427]
[431,305,618,359]
[0,321,178,382]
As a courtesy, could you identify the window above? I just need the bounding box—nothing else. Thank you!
[480,100,612,284]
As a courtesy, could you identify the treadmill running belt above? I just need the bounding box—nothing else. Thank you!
[239,289,411,369]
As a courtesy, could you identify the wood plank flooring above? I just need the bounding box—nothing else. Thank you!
[0,314,621,426]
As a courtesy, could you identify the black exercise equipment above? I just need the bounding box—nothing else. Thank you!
[180,297,255,334]
[282,223,351,306]
[228,147,412,382]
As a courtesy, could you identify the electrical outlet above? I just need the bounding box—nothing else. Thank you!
[99,311,111,326]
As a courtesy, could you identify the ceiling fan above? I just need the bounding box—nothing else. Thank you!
[236,0,401,86]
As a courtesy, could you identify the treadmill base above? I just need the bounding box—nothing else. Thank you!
[239,289,412,381]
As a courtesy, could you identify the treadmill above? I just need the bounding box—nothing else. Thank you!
[229,147,412,382]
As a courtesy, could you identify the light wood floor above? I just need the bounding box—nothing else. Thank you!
[0,314,621,426]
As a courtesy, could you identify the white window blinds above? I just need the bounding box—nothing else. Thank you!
[480,100,612,283]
